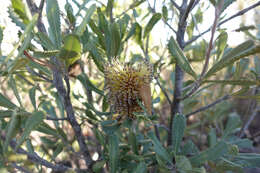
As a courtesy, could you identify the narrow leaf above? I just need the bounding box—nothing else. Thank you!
[172,114,186,155]
[176,155,192,172]
[144,13,161,38]
[29,86,37,110]
[233,153,260,168]
[4,111,18,152]
[11,0,29,24]
[33,50,59,58]
[8,75,22,107]
[46,0,61,48]
[75,4,96,36]
[190,141,229,166]
[108,134,119,173]
[206,40,260,78]
[77,74,104,96]
[148,131,172,164]
[51,143,63,161]
[36,32,56,50]
[15,111,44,150]
[168,37,197,78]
[0,93,17,109]
[4,14,38,67]
[135,162,147,173]
[202,79,258,86]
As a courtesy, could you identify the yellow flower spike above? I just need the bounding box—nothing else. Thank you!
[104,60,153,120]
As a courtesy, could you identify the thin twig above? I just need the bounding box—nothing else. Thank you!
[170,0,181,11]
[185,1,260,46]
[240,107,260,138]
[180,0,224,100]
[201,0,224,77]
[26,66,53,83]
[155,77,172,104]
[26,0,47,33]
[147,0,177,34]
[1,136,70,172]
[184,94,230,117]
[10,163,32,173]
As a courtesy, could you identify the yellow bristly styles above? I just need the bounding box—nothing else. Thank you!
[104,60,153,121]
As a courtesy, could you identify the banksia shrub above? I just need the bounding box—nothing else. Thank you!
[104,60,153,120]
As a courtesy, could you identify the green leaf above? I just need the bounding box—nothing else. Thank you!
[33,50,59,58]
[216,31,228,60]
[135,162,147,173]
[108,134,119,173]
[162,6,168,21]
[65,3,76,26]
[75,4,96,36]
[101,120,119,134]
[168,37,197,78]
[36,32,56,50]
[254,56,260,74]
[59,34,81,67]
[0,93,17,109]
[0,110,13,118]
[134,23,142,46]
[111,22,121,57]
[181,140,199,156]
[46,0,61,48]
[8,75,22,107]
[221,0,236,13]
[208,128,217,147]
[29,86,37,110]
[223,113,241,138]
[7,7,26,30]
[190,141,229,166]
[124,23,135,41]
[106,0,114,17]
[202,79,258,86]
[11,0,29,24]
[148,131,172,164]
[36,122,60,137]
[51,143,63,161]
[4,111,18,152]
[144,13,161,38]
[93,160,106,173]
[205,40,260,78]
[233,153,260,168]
[77,74,104,96]
[129,131,138,155]
[86,41,104,72]
[15,111,44,150]
[176,155,192,173]
[4,14,38,69]
[172,114,186,155]
[216,158,243,173]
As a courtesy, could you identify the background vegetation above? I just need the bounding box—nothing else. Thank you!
[0,0,260,172]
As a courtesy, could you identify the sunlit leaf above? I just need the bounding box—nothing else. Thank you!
[144,13,161,38]
[168,37,197,78]
[59,34,81,67]
[46,0,61,48]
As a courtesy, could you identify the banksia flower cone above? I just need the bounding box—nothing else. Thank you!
[104,60,153,120]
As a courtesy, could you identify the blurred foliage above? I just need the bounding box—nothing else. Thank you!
[0,0,260,172]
